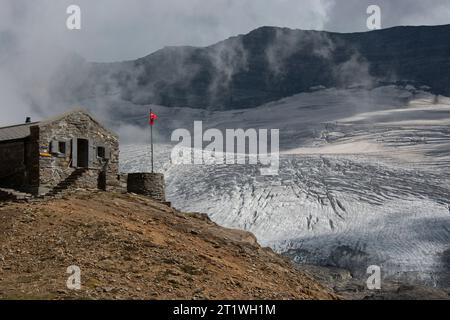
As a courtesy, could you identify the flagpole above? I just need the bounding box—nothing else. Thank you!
[150,108,154,173]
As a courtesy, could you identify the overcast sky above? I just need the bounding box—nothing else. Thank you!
[1,0,449,62]
[1,0,450,125]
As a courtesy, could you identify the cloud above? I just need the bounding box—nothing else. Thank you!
[265,28,336,77]
[1,0,332,62]
[0,0,331,125]
[0,0,449,126]
[2,0,449,62]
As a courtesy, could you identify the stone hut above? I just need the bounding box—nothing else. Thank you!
[0,109,121,196]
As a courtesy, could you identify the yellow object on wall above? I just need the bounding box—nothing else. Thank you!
[40,152,52,157]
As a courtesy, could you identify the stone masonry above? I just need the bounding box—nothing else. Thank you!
[0,109,123,196]
[127,173,166,202]
[1,109,169,203]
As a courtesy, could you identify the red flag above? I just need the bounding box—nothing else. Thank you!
[149,111,158,126]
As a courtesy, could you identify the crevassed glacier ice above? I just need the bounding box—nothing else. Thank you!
[120,86,450,286]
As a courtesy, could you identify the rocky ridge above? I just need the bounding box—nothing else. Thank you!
[0,190,335,300]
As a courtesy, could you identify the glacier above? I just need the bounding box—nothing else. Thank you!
[119,86,450,286]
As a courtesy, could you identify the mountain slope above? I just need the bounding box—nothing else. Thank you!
[0,191,335,300]
[58,25,450,111]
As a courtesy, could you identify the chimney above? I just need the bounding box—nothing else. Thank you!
[25,117,31,124]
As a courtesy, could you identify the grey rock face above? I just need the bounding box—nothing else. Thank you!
[57,25,450,111]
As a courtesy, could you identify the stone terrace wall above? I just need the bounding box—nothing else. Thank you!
[127,173,166,202]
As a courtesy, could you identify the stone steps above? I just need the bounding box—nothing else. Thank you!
[45,168,87,197]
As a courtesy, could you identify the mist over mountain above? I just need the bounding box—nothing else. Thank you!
[55,24,450,111]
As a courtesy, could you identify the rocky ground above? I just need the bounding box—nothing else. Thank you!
[298,264,450,300]
[0,190,335,300]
